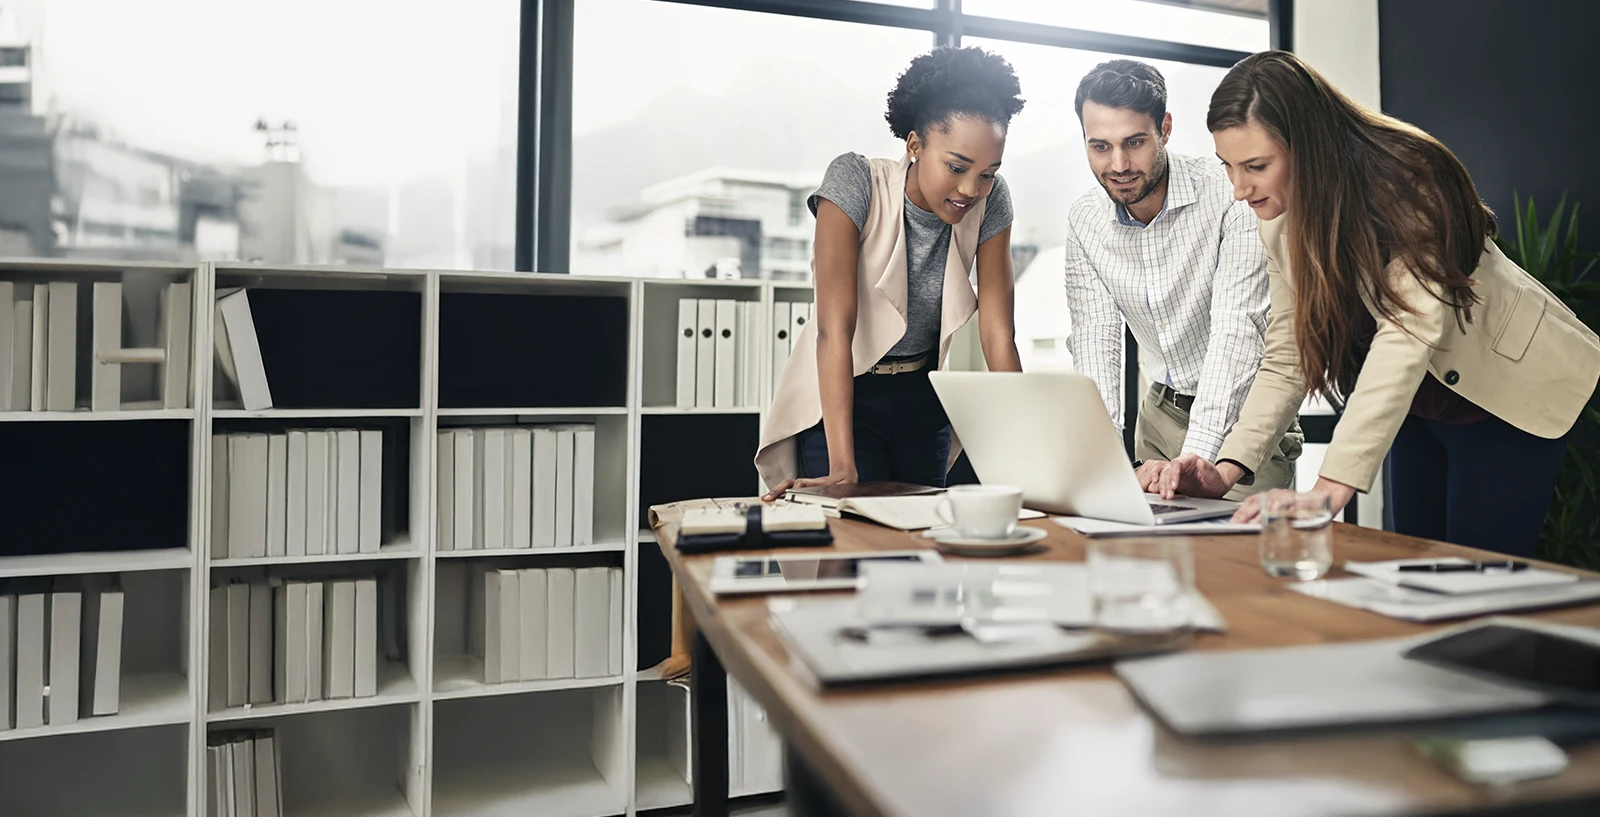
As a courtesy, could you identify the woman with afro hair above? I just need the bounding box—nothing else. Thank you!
[758,46,1026,497]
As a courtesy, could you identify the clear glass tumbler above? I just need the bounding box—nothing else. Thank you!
[1259,489,1334,580]
[1086,539,1195,637]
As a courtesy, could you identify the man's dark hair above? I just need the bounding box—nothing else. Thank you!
[885,46,1026,141]
[1074,59,1167,127]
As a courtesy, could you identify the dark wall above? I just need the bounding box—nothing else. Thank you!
[1379,0,1600,252]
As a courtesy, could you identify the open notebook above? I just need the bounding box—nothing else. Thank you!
[785,493,1044,531]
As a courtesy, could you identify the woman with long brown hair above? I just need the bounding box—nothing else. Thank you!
[1157,50,1600,555]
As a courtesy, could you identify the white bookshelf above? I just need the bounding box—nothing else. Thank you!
[0,261,804,816]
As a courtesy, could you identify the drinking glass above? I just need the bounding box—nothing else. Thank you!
[1086,539,1195,637]
[1259,490,1334,580]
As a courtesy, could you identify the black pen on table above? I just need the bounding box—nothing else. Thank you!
[1395,560,1530,573]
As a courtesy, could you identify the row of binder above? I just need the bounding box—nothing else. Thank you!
[212,429,385,560]
[208,577,383,711]
[0,577,124,730]
[437,424,596,551]
[769,300,810,399]
[675,299,762,409]
[472,566,622,683]
[0,280,191,412]
[208,730,282,817]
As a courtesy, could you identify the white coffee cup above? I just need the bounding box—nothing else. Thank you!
[937,484,1024,539]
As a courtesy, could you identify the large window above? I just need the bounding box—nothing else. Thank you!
[0,0,519,269]
[965,0,1269,52]
[569,0,933,280]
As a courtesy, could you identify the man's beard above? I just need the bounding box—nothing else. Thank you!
[1100,149,1168,207]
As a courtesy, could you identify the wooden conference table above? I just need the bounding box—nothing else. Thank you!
[652,506,1600,817]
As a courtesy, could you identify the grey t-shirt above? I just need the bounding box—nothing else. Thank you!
[807,152,1013,357]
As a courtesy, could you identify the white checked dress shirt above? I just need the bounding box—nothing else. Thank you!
[1063,150,1269,461]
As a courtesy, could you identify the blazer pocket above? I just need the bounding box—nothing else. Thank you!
[1491,285,1546,362]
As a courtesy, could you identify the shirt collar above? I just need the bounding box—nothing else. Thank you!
[1111,151,1197,228]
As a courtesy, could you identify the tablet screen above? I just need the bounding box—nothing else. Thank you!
[1406,624,1600,695]
[730,554,925,582]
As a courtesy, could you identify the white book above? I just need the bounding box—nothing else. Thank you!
[453,429,476,550]
[207,584,226,713]
[714,299,737,408]
[510,428,532,549]
[231,735,255,817]
[14,592,45,728]
[354,578,378,698]
[29,283,46,411]
[732,300,747,409]
[207,743,226,817]
[573,567,611,679]
[159,281,191,409]
[554,427,575,548]
[695,298,716,408]
[304,581,324,702]
[336,430,360,555]
[216,289,272,410]
[746,303,763,407]
[517,569,548,681]
[546,568,576,679]
[437,431,456,552]
[11,293,29,411]
[211,434,230,560]
[727,682,745,793]
[81,582,124,716]
[48,587,82,725]
[254,732,282,817]
[285,431,308,557]
[324,430,339,552]
[467,562,489,661]
[608,568,624,677]
[45,280,76,412]
[530,427,557,548]
[477,428,507,549]
[676,297,697,408]
[323,580,356,699]
[359,430,382,554]
[0,281,12,410]
[571,425,595,547]
[484,569,520,684]
[0,595,12,729]
[89,281,122,412]
[303,431,330,556]
[248,582,272,705]
[274,581,308,704]
[226,582,249,708]
[228,434,268,560]
[790,302,811,357]
[266,434,287,558]
[771,301,792,399]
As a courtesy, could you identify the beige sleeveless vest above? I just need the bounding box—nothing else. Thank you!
[753,152,987,491]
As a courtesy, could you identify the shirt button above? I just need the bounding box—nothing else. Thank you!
[1444,370,1460,386]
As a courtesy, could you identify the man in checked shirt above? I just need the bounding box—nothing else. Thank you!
[1063,59,1302,499]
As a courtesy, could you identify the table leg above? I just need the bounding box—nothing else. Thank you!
[691,629,729,817]
[785,740,853,816]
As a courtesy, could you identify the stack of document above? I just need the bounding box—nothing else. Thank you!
[0,576,125,729]
[1292,558,1600,621]
[437,424,595,550]
[208,729,282,817]
[469,566,623,683]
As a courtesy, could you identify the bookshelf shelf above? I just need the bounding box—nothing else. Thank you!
[209,539,422,568]
[1,263,801,816]
[0,672,191,744]
[433,542,626,560]
[0,409,196,422]
[213,408,425,419]
[0,547,192,579]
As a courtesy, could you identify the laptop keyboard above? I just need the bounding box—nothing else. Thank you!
[1149,502,1196,514]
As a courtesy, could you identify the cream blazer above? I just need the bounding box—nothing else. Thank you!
[753,152,987,491]
[1216,213,1600,493]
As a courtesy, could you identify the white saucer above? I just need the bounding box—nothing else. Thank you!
[921,525,1047,556]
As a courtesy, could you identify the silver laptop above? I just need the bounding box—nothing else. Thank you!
[929,371,1240,525]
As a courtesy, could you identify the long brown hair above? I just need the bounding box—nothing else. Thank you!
[1206,50,1493,403]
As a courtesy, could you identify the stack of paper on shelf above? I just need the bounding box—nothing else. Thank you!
[212,428,384,560]
[209,575,381,711]
[675,297,763,409]
[437,423,595,551]
[470,566,623,683]
[0,576,124,730]
[207,729,283,817]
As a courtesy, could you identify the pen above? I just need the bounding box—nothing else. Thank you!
[1396,561,1530,573]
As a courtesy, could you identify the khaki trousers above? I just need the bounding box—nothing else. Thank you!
[1134,383,1303,501]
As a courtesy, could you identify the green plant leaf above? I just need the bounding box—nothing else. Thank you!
[1540,195,1567,279]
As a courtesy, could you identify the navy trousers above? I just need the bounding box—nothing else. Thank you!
[1384,413,1569,557]
[796,363,951,488]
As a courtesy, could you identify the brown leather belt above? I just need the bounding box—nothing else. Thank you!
[1151,382,1196,411]
[869,355,929,375]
